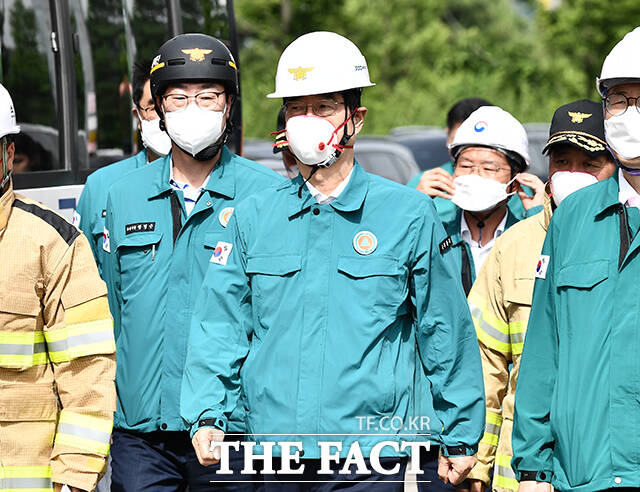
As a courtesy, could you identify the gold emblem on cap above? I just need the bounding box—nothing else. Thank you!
[568,111,592,124]
[288,67,313,81]
[182,48,213,62]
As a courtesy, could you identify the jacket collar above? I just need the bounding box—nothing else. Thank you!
[446,203,517,245]
[148,147,236,200]
[0,180,15,233]
[287,161,368,218]
[594,172,622,218]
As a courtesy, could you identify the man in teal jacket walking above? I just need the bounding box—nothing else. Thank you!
[103,34,283,491]
[513,27,640,492]
[182,31,484,491]
[74,59,170,274]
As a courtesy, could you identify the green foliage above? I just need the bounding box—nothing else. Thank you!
[236,0,636,138]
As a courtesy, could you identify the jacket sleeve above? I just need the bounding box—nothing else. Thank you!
[412,200,485,455]
[75,180,98,262]
[103,192,122,340]
[466,246,510,484]
[43,232,116,491]
[181,211,252,436]
[511,222,557,483]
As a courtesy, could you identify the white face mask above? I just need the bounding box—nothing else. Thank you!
[604,110,640,161]
[140,118,171,156]
[164,103,226,157]
[451,173,516,212]
[285,115,348,166]
[550,170,598,206]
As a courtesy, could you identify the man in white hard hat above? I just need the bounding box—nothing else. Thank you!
[182,31,485,490]
[441,106,545,296]
[513,26,640,491]
[0,83,116,491]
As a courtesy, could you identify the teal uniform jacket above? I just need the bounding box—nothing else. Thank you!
[512,173,640,491]
[441,206,523,294]
[181,162,485,458]
[104,147,284,433]
[75,150,148,275]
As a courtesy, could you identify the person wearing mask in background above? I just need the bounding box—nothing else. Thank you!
[103,34,283,491]
[441,106,545,295]
[466,99,615,492]
[0,83,116,492]
[74,59,170,275]
[182,31,484,491]
[513,27,640,492]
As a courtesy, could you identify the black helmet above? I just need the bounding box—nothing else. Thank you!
[150,33,238,98]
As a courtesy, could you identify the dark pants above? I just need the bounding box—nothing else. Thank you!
[260,456,408,491]
[416,447,459,492]
[110,429,253,492]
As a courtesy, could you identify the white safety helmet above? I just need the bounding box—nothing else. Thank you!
[449,105,530,169]
[0,84,19,187]
[597,26,640,96]
[267,31,375,99]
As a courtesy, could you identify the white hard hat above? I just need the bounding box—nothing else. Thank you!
[267,31,375,99]
[597,27,640,96]
[449,106,530,168]
[0,84,20,139]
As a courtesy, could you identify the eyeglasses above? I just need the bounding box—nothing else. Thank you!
[162,90,226,112]
[604,94,640,116]
[284,99,345,118]
[456,163,511,177]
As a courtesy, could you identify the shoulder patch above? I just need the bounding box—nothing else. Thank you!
[13,199,80,246]
[535,255,550,279]
[439,236,453,255]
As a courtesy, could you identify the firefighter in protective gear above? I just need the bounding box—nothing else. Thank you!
[441,106,544,295]
[512,26,640,492]
[0,83,116,491]
[465,99,615,492]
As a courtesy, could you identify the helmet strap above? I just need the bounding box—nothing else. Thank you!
[0,138,11,191]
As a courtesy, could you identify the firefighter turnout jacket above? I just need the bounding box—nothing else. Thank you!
[0,182,116,491]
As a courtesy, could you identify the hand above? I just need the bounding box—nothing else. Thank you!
[468,478,485,492]
[192,427,225,466]
[416,168,456,200]
[514,173,545,211]
[518,481,552,492]
[438,454,477,485]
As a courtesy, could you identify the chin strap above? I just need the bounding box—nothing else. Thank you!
[466,203,506,246]
[0,138,10,191]
[298,165,320,199]
[618,160,640,176]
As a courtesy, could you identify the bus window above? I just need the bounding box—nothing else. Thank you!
[1,0,59,172]
[72,0,132,170]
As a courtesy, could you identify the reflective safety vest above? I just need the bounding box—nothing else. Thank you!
[466,194,552,491]
[0,182,116,491]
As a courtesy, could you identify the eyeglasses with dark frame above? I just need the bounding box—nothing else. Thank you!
[283,99,345,118]
[162,90,226,113]
[604,93,640,116]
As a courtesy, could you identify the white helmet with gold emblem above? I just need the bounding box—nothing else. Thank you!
[267,31,375,99]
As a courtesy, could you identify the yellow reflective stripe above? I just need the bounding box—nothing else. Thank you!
[494,453,518,490]
[55,410,113,456]
[487,411,503,426]
[509,320,525,355]
[0,465,52,491]
[481,412,502,447]
[468,293,516,354]
[0,331,49,367]
[45,318,115,363]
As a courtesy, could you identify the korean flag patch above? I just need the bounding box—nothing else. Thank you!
[210,241,233,266]
[535,255,550,279]
[102,227,111,253]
